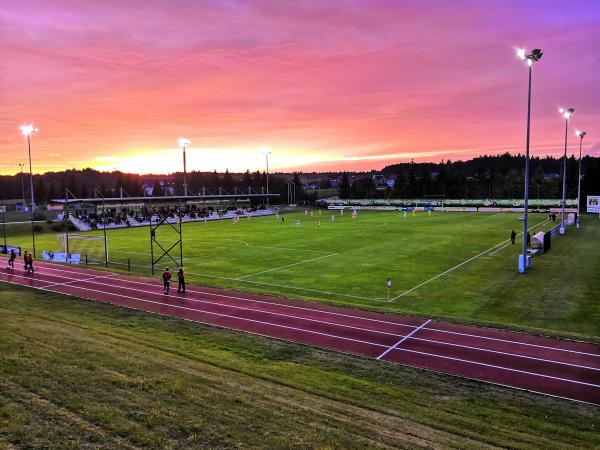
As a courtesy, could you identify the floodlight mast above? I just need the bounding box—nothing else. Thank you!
[575,130,586,227]
[18,163,26,208]
[178,138,190,197]
[20,124,38,257]
[558,107,574,234]
[261,147,272,206]
[516,48,542,273]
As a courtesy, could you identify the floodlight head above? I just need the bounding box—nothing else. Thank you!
[178,138,190,148]
[517,48,542,65]
[261,147,272,156]
[576,130,586,139]
[20,124,38,136]
[529,49,543,61]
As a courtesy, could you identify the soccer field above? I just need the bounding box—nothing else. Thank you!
[6,210,600,337]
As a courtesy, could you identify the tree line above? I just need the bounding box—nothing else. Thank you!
[0,153,598,206]
[337,153,600,204]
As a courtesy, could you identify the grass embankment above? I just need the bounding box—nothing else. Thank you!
[5,211,600,338]
[0,285,598,449]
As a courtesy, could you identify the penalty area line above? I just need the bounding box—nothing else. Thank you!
[235,253,338,280]
[390,219,551,301]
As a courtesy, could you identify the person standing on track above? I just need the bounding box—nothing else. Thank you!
[25,252,34,273]
[7,249,17,269]
[162,267,172,295]
[510,229,516,245]
[177,267,185,294]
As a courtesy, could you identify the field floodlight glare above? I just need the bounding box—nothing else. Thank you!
[559,107,574,119]
[178,138,190,148]
[261,147,271,156]
[576,130,586,138]
[517,48,542,66]
[20,124,38,136]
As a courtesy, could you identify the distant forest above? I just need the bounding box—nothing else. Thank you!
[1,153,599,206]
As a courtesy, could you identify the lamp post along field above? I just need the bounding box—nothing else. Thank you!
[20,124,38,257]
[178,138,190,197]
[18,163,26,208]
[559,107,574,234]
[262,148,272,206]
[516,48,542,274]
[575,130,586,227]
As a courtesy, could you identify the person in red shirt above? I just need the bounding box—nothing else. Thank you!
[162,268,172,295]
[177,267,185,294]
[26,252,34,273]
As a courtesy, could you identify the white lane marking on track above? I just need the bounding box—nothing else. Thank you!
[37,273,115,289]
[377,320,431,360]
[1,273,599,389]
[3,269,600,372]
[390,219,551,301]
[235,253,338,280]
[20,263,600,359]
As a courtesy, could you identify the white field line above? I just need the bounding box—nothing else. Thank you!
[488,241,514,256]
[390,219,551,301]
[3,269,599,372]
[235,253,338,280]
[15,262,600,359]
[38,273,115,289]
[377,320,432,360]
[1,272,598,389]
[223,238,333,254]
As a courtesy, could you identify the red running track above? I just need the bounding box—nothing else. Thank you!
[1,259,599,404]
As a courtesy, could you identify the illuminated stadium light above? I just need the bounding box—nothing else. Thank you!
[261,147,272,206]
[20,124,38,136]
[575,130,587,227]
[20,123,38,257]
[558,107,574,234]
[516,47,542,274]
[178,138,191,196]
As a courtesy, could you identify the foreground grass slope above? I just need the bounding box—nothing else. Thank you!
[6,211,600,336]
[0,285,599,449]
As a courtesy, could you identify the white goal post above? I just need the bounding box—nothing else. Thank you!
[56,234,108,263]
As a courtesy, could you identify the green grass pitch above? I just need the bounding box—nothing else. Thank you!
[5,210,600,338]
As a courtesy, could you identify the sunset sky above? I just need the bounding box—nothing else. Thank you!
[1,0,599,175]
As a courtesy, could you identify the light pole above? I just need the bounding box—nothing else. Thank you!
[20,124,38,257]
[178,138,190,197]
[18,163,26,208]
[261,147,272,206]
[558,107,574,234]
[575,130,586,227]
[516,48,542,273]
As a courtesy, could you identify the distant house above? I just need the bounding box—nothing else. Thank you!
[302,181,321,191]
[372,174,396,187]
[544,172,561,180]
[142,176,176,196]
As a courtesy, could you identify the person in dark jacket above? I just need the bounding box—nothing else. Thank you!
[177,267,185,294]
[510,229,516,245]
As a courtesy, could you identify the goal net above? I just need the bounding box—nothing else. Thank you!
[56,234,107,263]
